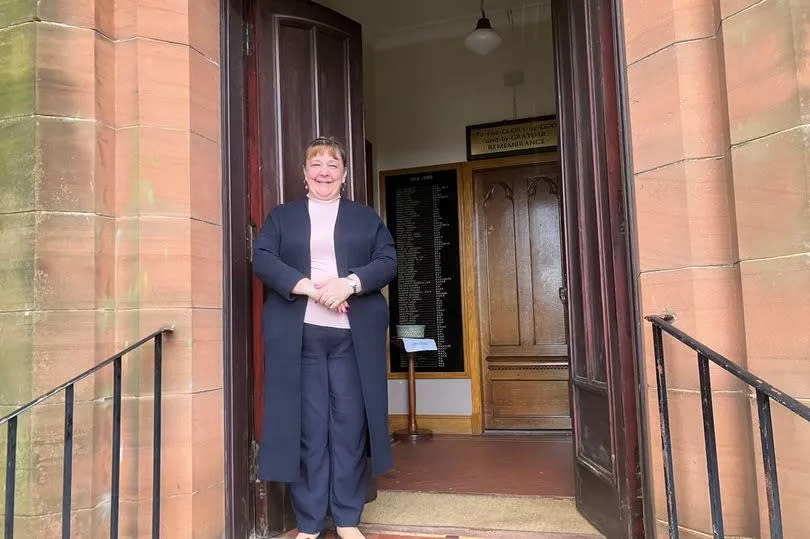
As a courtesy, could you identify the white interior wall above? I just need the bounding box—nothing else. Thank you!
[374,21,557,416]
[373,20,556,171]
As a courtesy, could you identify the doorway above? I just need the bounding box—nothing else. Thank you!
[470,156,570,431]
[222,1,645,538]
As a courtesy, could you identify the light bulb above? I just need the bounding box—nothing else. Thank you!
[464,17,502,55]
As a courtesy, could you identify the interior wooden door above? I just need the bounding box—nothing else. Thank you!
[247,1,365,536]
[552,0,643,536]
[474,161,570,430]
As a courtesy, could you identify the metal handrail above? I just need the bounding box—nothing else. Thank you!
[646,315,810,539]
[2,327,173,539]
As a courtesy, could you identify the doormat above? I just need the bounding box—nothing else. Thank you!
[361,491,601,536]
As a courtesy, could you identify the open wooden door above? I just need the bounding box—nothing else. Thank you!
[246,1,366,535]
[552,0,643,537]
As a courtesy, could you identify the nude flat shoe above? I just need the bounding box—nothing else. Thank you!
[335,526,365,539]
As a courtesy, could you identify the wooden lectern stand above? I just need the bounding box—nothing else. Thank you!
[391,338,433,442]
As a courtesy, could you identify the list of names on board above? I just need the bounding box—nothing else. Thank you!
[385,169,464,373]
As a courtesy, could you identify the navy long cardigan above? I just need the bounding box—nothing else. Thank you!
[252,197,397,482]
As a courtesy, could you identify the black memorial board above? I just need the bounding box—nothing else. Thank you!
[385,169,464,373]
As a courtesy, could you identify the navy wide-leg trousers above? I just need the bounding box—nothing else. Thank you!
[291,324,368,534]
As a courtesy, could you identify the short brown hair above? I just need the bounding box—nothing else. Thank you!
[304,136,347,167]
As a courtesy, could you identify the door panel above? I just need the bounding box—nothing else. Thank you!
[248,1,365,536]
[255,0,366,210]
[482,183,520,346]
[492,372,570,417]
[552,0,643,536]
[575,386,613,470]
[527,176,566,345]
[317,30,351,144]
[276,22,317,202]
[475,163,570,430]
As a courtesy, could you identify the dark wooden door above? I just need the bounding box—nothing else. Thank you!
[474,162,571,430]
[552,0,643,537]
[247,1,365,536]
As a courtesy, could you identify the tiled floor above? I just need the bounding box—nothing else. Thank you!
[280,532,439,538]
[378,433,575,497]
[282,531,590,538]
[279,532,435,538]
[279,433,582,539]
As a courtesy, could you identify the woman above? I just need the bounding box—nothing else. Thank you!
[253,137,397,539]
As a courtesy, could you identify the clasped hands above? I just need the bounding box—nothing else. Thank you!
[295,277,353,313]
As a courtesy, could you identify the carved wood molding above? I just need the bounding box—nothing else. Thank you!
[527,175,560,198]
[488,364,569,371]
[483,181,514,207]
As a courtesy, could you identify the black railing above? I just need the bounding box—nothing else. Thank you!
[646,315,810,539]
[0,327,173,539]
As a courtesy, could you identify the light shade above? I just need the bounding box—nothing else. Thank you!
[464,17,502,55]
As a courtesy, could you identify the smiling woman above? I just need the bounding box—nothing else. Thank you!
[304,136,349,201]
[252,136,397,539]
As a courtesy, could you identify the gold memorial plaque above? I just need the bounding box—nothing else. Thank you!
[466,116,558,160]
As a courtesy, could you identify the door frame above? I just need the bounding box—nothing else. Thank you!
[220,0,655,537]
[611,0,656,533]
[221,1,251,538]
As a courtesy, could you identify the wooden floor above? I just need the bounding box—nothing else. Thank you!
[378,433,575,497]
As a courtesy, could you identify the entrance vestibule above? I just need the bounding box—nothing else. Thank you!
[380,154,570,434]
[227,0,644,537]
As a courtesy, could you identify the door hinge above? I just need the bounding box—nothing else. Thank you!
[245,22,253,57]
[559,286,568,304]
[247,223,256,263]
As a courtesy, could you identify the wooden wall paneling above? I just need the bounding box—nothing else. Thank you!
[388,414,473,435]
[459,165,483,434]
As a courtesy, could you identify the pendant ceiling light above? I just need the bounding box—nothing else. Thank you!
[464,0,502,55]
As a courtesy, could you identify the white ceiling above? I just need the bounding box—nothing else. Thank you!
[315,0,551,48]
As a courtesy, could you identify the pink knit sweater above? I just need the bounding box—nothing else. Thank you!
[304,196,350,328]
